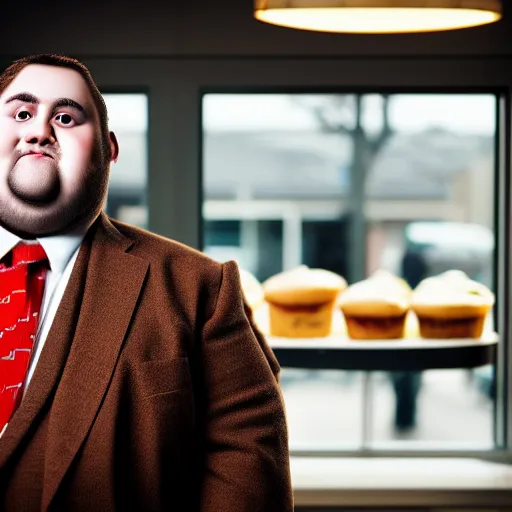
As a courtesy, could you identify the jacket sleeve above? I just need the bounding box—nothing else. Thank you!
[199,260,293,512]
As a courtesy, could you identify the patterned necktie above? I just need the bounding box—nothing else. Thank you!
[0,242,48,434]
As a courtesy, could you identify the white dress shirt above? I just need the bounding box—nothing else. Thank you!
[0,224,86,438]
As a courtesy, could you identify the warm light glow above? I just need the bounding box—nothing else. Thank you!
[254,8,502,33]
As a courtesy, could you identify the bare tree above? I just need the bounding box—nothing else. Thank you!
[294,94,394,282]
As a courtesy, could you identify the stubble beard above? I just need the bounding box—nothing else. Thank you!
[0,147,110,238]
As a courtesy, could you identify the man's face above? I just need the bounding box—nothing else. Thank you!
[0,64,113,237]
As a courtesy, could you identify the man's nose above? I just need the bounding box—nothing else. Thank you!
[22,120,56,145]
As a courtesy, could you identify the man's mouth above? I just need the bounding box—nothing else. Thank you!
[22,151,53,159]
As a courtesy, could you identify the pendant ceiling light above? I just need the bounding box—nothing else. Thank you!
[254,0,503,34]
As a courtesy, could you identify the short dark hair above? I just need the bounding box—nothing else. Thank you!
[0,54,111,161]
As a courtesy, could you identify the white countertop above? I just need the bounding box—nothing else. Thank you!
[290,457,512,507]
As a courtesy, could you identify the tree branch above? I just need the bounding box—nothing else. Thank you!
[369,94,394,154]
[311,105,354,137]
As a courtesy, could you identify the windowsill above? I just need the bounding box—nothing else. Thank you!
[290,457,512,508]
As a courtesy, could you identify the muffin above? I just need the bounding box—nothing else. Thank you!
[238,268,269,333]
[338,270,410,340]
[411,270,494,339]
[331,302,348,336]
[263,266,347,338]
[404,310,420,338]
[239,268,265,311]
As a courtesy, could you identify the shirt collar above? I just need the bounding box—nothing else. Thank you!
[0,224,86,274]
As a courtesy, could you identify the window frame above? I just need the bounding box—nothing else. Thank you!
[202,88,504,456]
[4,56,507,460]
[99,90,149,227]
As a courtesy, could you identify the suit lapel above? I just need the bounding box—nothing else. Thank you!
[0,229,92,470]
[41,213,149,511]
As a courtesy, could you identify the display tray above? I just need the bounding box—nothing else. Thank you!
[267,333,498,371]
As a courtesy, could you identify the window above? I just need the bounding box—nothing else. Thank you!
[102,93,148,229]
[202,92,497,451]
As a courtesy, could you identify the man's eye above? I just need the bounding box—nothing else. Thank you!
[14,110,32,121]
[54,113,75,126]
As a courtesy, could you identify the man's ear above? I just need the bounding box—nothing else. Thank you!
[109,131,119,163]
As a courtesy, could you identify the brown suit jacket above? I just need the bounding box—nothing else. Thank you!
[0,212,293,511]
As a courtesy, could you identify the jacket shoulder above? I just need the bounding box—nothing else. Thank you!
[107,218,239,333]
[109,218,222,273]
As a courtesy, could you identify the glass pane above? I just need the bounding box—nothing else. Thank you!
[371,366,494,449]
[103,94,148,229]
[201,93,497,451]
[281,369,364,449]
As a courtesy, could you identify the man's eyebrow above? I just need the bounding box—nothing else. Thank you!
[4,92,39,105]
[4,92,85,112]
[52,98,85,113]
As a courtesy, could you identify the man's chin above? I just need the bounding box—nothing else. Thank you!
[0,218,67,238]
[0,205,97,238]
[0,168,108,237]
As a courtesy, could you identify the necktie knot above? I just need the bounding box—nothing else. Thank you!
[11,242,48,267]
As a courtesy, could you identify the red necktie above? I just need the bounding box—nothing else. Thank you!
[0,242,48,434]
